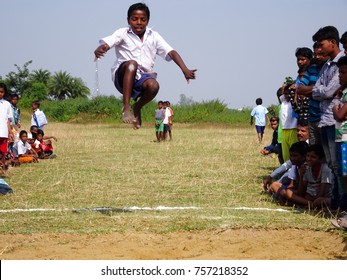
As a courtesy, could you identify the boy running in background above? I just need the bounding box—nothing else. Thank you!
[94,3,196,129]
[250,98,269,144]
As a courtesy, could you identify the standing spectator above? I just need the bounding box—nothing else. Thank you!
[250,98,269,144]
[312,26,345,209]
[279,84,298,162]
[167,101,174,141]
[291,47,313,126]
[296,43,329,145]
[162,101,172,141]
[31,100,48,131]
[0,83,14,174]
[154,101,165,142]
[10,94,21,130]
[341,31,347,55]
[332,56,347,211]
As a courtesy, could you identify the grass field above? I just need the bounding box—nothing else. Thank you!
[0,122,344,236]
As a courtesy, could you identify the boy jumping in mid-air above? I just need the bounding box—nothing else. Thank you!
[94,2,196,129]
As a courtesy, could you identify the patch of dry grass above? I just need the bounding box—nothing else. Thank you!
[0,122,339,234]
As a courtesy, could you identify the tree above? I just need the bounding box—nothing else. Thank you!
[48,71,90,100]
[178,93,194,106]
[30,69,51,85]
[5,60,32,95]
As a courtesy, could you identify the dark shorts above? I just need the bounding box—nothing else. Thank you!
[255,125,265,134]
[114,63,156,101]
[164,124,171,134]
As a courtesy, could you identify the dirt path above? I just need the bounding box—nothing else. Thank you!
[1,229,346,260]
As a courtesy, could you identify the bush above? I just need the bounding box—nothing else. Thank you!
[17,96,262,125]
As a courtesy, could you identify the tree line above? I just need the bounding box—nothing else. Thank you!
[0,61,90,103]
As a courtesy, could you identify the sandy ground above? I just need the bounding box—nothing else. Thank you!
[1,229,346,260]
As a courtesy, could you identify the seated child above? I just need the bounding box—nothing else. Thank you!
[260,116,283,164]
[13,130,39,163]
[286,144,333,209]
[270,141,309,204]
[36,129,57,159]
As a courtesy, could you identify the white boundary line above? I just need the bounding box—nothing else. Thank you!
[0,206,299,213]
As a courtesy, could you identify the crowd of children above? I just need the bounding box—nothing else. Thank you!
[258,26,347,230]
[0,83,57,195]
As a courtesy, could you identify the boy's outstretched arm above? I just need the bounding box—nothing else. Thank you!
[168,50,197,83]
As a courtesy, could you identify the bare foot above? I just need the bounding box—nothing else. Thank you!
[122,110,135,124]
[132,103,142,129]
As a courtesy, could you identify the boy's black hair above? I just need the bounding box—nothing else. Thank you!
[295,47,313,60]
[307,144,325,159]
[289,141,309,156]
[37,129,44,136]
[337,56,347,67]
[270,116,279,122]
[158,100,163,104]
[297,118,309,128]
[30,125,38,131]
[128,3,150,19]
[11,93,19,99]
[0,82,8,93]
[32,100,41,107]
[312,26,340,44]
[340,31,347,45]
[256,98,262,105]
[19,130,28,138]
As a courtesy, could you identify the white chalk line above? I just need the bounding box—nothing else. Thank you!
[0,206,298,213]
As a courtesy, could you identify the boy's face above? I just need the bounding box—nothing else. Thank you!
[297,125,309,142]
[290,151,306,166]
[270,120,278,130]
[0,88,5,99]
[11,97,19,105]
[316,39,335,57]
[296,55,310,70]
[339,65,347,87]
[21,134,28,143]
[306,151,321,167]
[32,103,38,110]
[128,9,149,37]
[158,103,162,109]
[314,48,329,66]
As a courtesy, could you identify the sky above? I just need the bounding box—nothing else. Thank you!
[2,0,346,109]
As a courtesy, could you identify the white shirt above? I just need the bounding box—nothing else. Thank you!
[0,99,12,138]
[31,109,48,130]
[13,140,32,157]
[100,27,174,81]
[279,95,297,129]
[163,108,171,125]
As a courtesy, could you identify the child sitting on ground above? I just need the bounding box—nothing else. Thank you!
[13,130,39,163]
[286,144,333,209]
[270,141,309,205]
[260,116,283,164]
[36,129,56,158]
